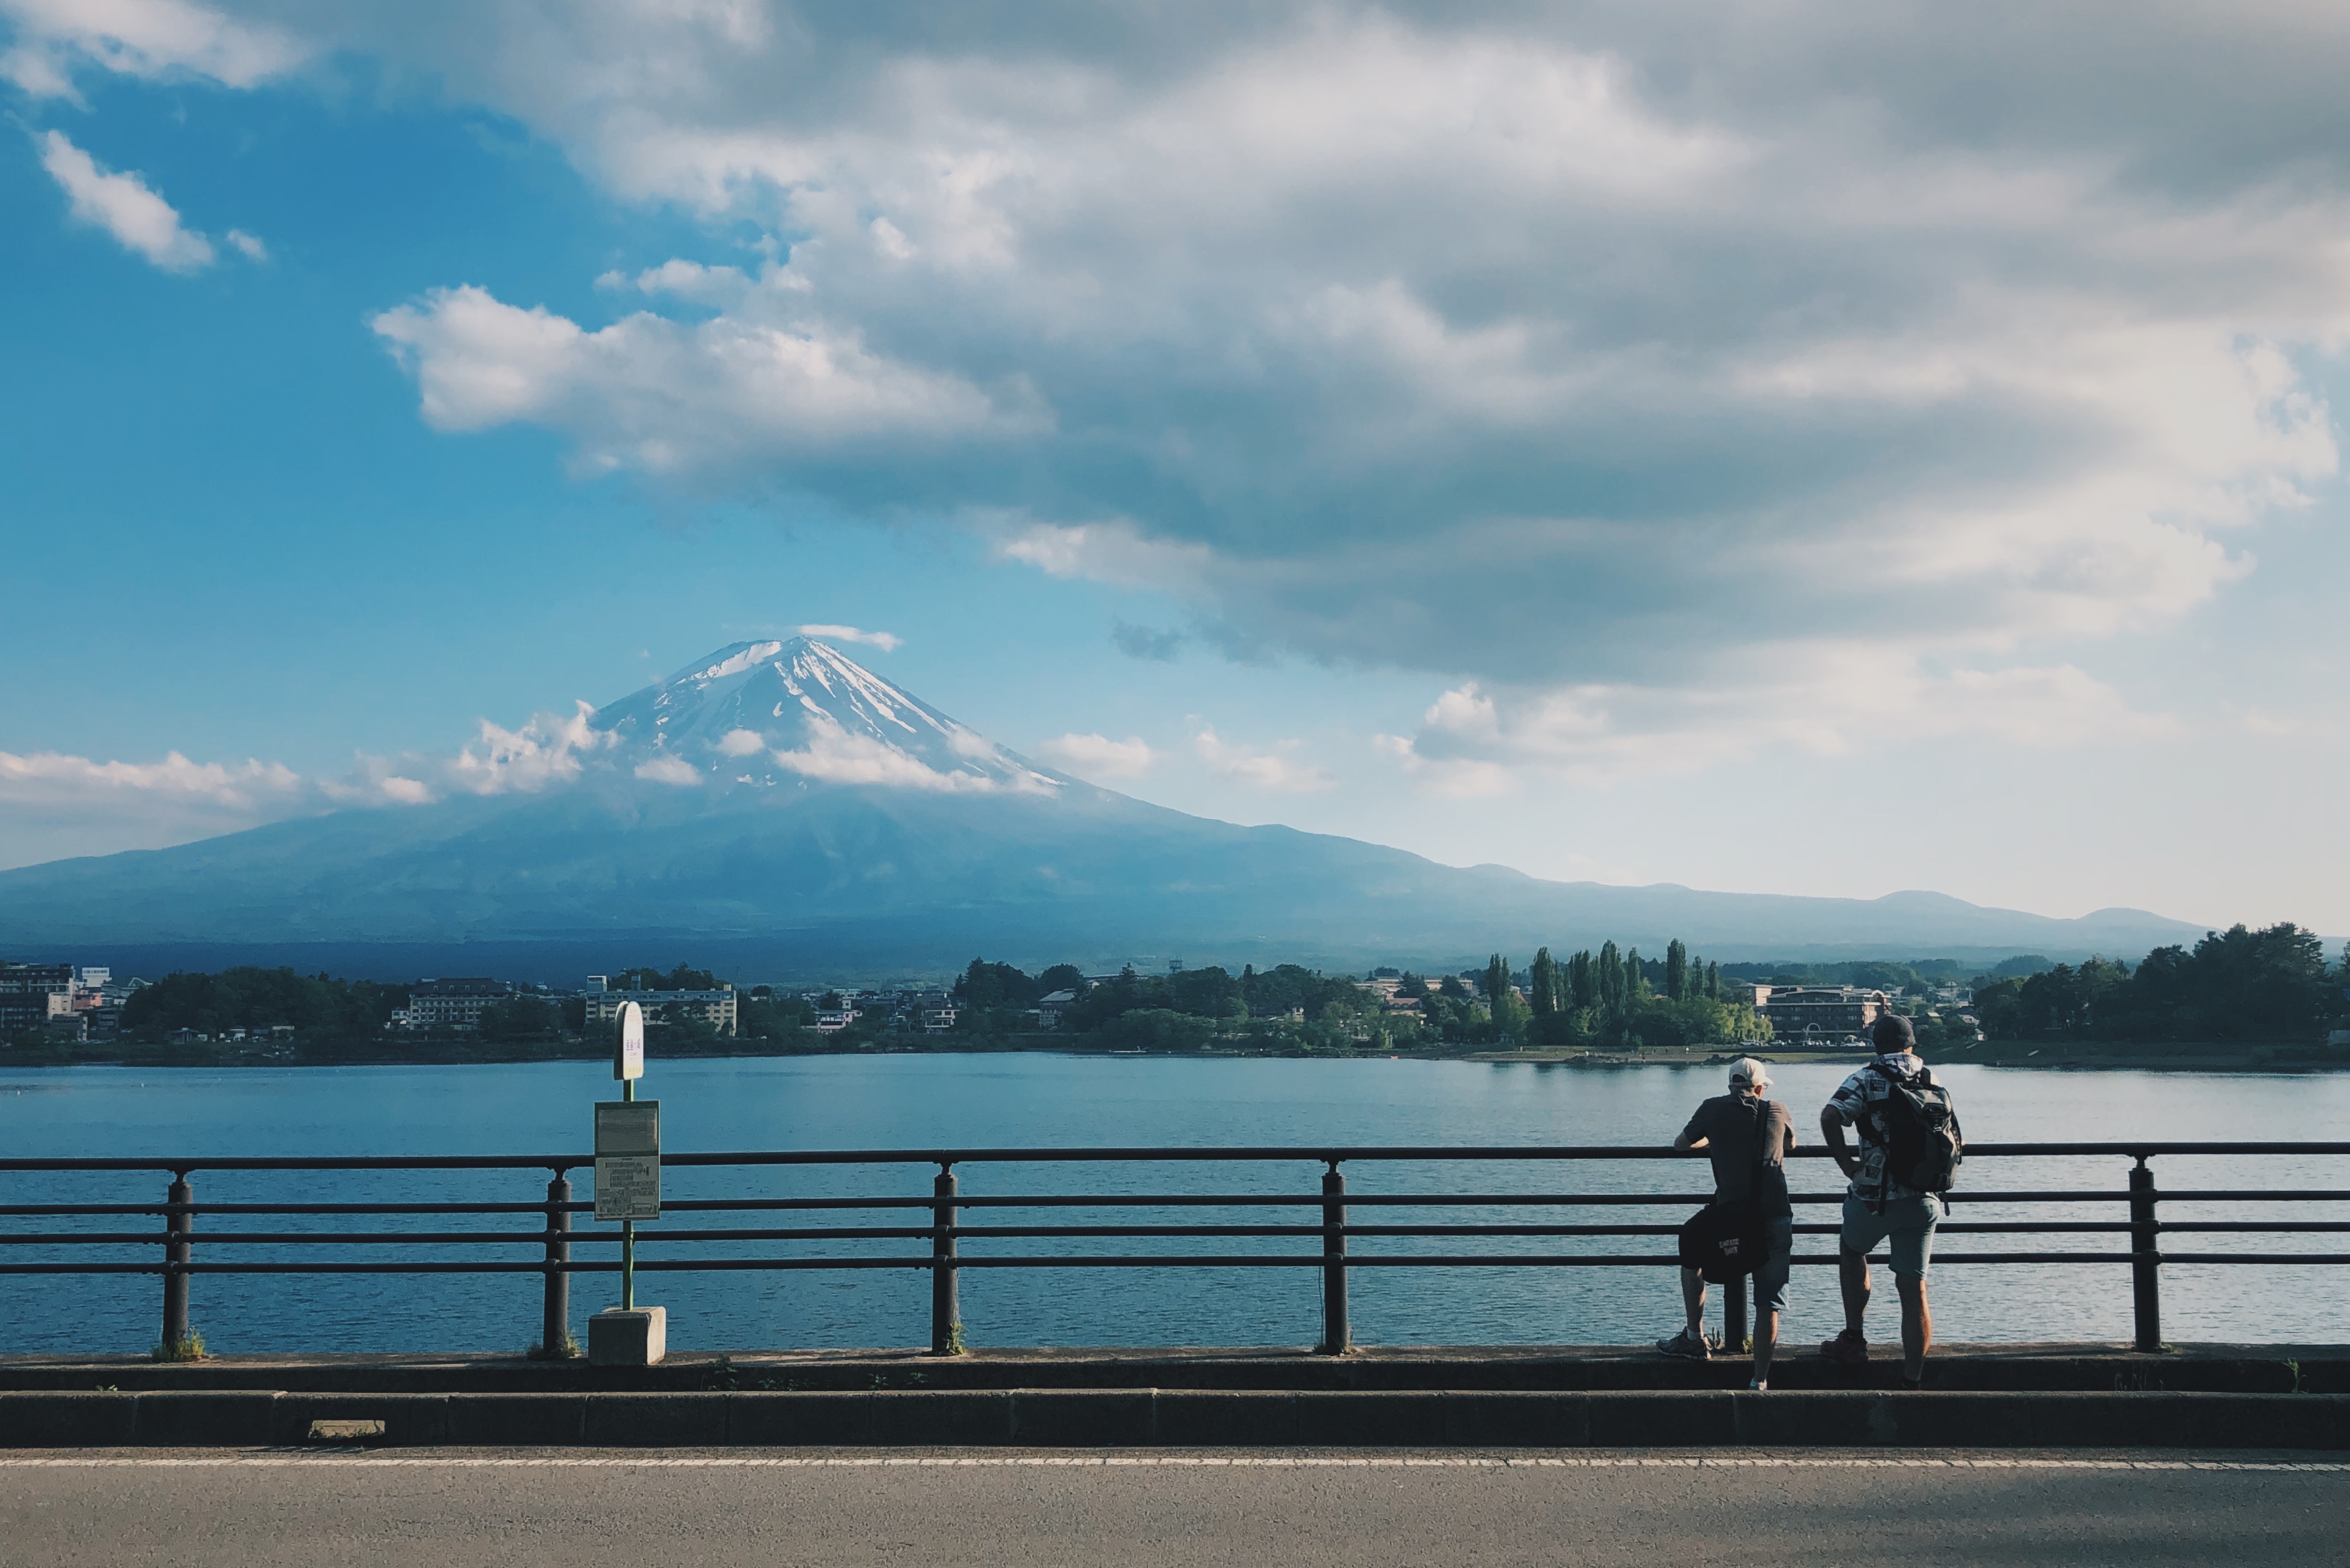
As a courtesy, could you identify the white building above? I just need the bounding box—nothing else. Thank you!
[582,976,738,1036]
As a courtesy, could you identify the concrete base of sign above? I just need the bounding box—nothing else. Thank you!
[588,1307,667,1367]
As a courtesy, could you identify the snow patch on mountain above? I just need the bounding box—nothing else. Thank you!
[592,636,1061,794]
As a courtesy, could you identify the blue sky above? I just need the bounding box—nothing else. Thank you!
[3,1,2347,935]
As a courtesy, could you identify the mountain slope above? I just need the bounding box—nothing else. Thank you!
[0,639,2207,973]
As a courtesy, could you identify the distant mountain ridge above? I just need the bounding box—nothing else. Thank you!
[0,638,2209,978]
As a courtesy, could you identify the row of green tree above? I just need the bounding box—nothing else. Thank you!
[948,959,1400,1051]
[1720,956,2043,993]
[1481,939,1770,1050]
[108,964,821,1046]
[120,969,411,1041]
[942,941,1773,1052]
[1970,924,2348,1043]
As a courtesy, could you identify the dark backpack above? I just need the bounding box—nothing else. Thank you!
[1863,1061,1964,1196]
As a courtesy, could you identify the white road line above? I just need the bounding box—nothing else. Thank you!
[1,1454,2345,1471]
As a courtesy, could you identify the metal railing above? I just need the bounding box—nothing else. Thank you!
[4,1142,2348,1356]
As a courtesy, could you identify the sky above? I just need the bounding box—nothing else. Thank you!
[1,1,2347,936]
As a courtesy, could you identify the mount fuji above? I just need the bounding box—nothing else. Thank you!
[0,638,2203,980]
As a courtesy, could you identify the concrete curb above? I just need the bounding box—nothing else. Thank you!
[3,1390,2346,1450]
[7,1346,2339,1396]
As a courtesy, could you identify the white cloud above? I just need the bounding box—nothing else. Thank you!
[224,228,267,261]
[1194,727,1334,793]
[36,130,214,271]
[598,258,750,307]
[370,284,1042,472]
[55,3,2350,775]
[0,747,303,810]
[1385,653,2179,788]
[717,727,769,757]
[797,623,902,651]
[634,754,703,786]
[1035,732,1155,781]
[0,746,430,869]
[449,702,609,795]
[0,0,305,100]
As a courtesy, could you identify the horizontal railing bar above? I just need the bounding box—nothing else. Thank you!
[0,1201,567,1217]
[0,1220,2220,1249]
[30,1249,2350,1278]
[5,1142,2347,1175]
[0,1191,2199,1223]
[2154,1222,2350,1233]
[2148,1192,2350,1203]
[17,1217,2326,1251]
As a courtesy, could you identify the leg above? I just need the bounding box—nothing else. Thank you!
[1887,1196,1939,1382]
[1752,1307,1780,1385]
[1838,1248,1870,1332]
[1750,1219,1791,1387]
[1680,1267,1707,1336]
[1897,1275,1931,1379]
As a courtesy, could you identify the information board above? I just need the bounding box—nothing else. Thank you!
[594,1100,661,1221]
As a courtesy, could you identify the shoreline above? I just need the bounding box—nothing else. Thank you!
[3,1036,2343,1073]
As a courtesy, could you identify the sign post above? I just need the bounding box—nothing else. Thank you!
[587,1001,667,1365]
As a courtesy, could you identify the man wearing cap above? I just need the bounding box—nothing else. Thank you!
[1819,1012,1939,1387]
[1656,1057,1797,1390]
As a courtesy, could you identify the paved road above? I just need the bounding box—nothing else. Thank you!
[3,1450,2345,1567]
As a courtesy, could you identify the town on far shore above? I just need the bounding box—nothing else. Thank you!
[4,921,2343,1067]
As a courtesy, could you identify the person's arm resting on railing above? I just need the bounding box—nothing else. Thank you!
[1675,1109,1708,1153]
[1820,1101,1858,1178]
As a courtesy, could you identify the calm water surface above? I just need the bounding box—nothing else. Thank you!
[2,1055,2343,1354]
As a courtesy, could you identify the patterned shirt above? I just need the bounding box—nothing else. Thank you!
[1826,1051,1927,1201]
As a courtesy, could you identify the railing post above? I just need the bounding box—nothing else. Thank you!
[160,1170,192,1353]
[542,1169,572,1357]
[1320,1161,1349,1355]
[1723,1273,1749,1355]
[930,1163,960,1355]
[2130,1156,2164,1353]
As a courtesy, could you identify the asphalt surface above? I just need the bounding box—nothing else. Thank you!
[2,1450,2344,1567]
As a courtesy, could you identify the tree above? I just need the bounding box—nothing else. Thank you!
[1528,948,1558,1019]
[1596,942,1623,1016]
[1096,1009,1215,1051]
[1036,964,1086,995]
[1664,940,1689,1001]
[478,995,558,1040]
[1568,950,1596,1011]
[609,965,719,992]
[954,959,1040,1011]
[1705,960,1721,1000]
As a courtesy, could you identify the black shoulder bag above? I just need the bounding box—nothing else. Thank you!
[1676,1100,1773,1283]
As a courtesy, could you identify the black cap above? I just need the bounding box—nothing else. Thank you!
[1872,1012,1916,1051]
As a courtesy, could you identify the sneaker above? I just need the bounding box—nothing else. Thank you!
[1655,1328,1711,1360]
[1748,1378,1768,1392]
[1820,1328,1869,1366]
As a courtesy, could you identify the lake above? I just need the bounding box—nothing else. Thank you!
[2,1055,2343,1355]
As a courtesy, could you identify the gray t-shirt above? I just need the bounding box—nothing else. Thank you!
[1681,1092,1794,1217]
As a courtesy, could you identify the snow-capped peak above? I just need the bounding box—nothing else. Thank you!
[592,637,1062,794]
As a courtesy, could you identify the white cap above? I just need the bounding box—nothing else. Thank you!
[1729,1057,1772,1091]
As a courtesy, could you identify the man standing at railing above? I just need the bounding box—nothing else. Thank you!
[1820,1013,1960,1388]
[1657,1057,1797,1389]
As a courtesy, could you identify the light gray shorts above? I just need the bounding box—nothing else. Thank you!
[1840,1192,1940,1279]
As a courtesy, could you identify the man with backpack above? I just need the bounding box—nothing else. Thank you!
[1656,1057,1797,1390]
[1819,1013,1964,1388]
